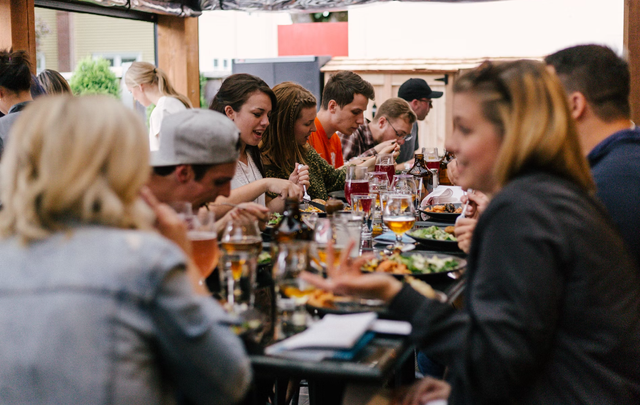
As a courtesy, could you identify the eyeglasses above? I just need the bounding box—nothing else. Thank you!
[385,117,413,141]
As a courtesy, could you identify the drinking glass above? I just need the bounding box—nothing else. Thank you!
[424,147,441,188]
[187,210,219,281]
[333,213,363,258]
[351,193,376,238]
[170,201,193,220]
[345,166,369,205]
[313,218,340,270]
[382,194,416,248]
[367,171,389,211]
[392,174,419,210]
[220,218,262,312]
[374,153,396,186]
[272,242,314,338]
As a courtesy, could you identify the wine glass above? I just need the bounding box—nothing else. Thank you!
[375,153,396,185]
[220,218,262,312]
[382,194,416,248]
[351,193,376,238]
[392,174,419,210]
[345,166,369,205]
[187,210,219,281]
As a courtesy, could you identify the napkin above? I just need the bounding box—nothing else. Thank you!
[373,231,415,244]
[422,186,464,206]
[266,312,378,354]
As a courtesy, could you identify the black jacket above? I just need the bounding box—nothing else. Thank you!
[390,171,640,404]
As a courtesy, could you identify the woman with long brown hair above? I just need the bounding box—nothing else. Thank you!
[210,74,305,215]
[124,61,191,150]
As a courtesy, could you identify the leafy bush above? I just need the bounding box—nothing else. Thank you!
[69,57,120,97]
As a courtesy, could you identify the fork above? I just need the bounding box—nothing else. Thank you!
[298,163,311,202]
[456,188,473,223]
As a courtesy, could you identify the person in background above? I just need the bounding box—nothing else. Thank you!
[308,71,375,168]
[0,95,251,404]
[124,61,192,151]
[545,44,640,269]
[397,78,443,164]
[147,109,268,234]
[339,97,415,168]
[262,82,376,201]
[0,50,33,150]
[37,69,72,95]
[303,60,640,404]
[210,74,303,216]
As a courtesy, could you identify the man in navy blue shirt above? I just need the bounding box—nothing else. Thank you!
[546,45,640,269]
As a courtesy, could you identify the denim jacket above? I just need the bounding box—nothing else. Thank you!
[0,225,251,404]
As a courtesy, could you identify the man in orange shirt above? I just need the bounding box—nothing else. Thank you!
[309,71,375,168]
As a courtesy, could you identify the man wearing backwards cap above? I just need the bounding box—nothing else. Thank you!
[397,78,443,164]
[147,109,268,227]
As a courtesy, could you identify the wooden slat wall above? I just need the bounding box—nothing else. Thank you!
[625,0,640,122]
[0,0,36,72]
[157,15,200,108]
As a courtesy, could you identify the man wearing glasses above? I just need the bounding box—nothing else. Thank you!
[397,78,443,164]
[339,97,416,163]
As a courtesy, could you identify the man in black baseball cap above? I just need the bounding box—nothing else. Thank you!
[397,78,443,163]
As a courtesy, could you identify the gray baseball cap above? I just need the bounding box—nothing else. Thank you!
[151,109,241,167]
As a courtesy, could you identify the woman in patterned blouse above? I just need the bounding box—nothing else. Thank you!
[261,82,374,201]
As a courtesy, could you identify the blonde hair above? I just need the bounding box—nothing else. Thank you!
[454,60,595,193]
[0,95,154,242]
[261,82,317,175]
[374,97,417,125]
[124,61,192,108]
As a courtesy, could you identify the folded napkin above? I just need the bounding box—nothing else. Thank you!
[422,186,464,206]
[374,231,415,244]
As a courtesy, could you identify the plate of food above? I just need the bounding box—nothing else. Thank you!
[361,251,466,283]
[419,203,463,222]
[407,226,461,252]
[306,289,388,317]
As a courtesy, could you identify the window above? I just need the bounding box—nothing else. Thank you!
[213,58,218,68]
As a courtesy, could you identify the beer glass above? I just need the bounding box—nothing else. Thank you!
[392,174,419,210]
[382,194,416,248]
[187,210,219,281]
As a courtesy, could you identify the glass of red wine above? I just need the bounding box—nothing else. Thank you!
[345,166,369,205]
[374,154,396,186]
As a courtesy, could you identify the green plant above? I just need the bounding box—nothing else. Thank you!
[200,72,207,108]
[69,57,120,97]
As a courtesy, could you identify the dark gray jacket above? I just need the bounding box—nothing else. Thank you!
[390,171,640,404]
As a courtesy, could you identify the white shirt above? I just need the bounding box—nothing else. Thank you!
[149,96,187,151]
[231,153,266,206]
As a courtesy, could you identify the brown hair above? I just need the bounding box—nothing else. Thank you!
[37,69,72,95]
[454,60,594,192]
[261,82,317,175]
[210,74,277,178]
[321,71,375,110]
[0,49,32,93]
[124,61,192,108]
[374,97,417,125]
[545,44,630,122]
